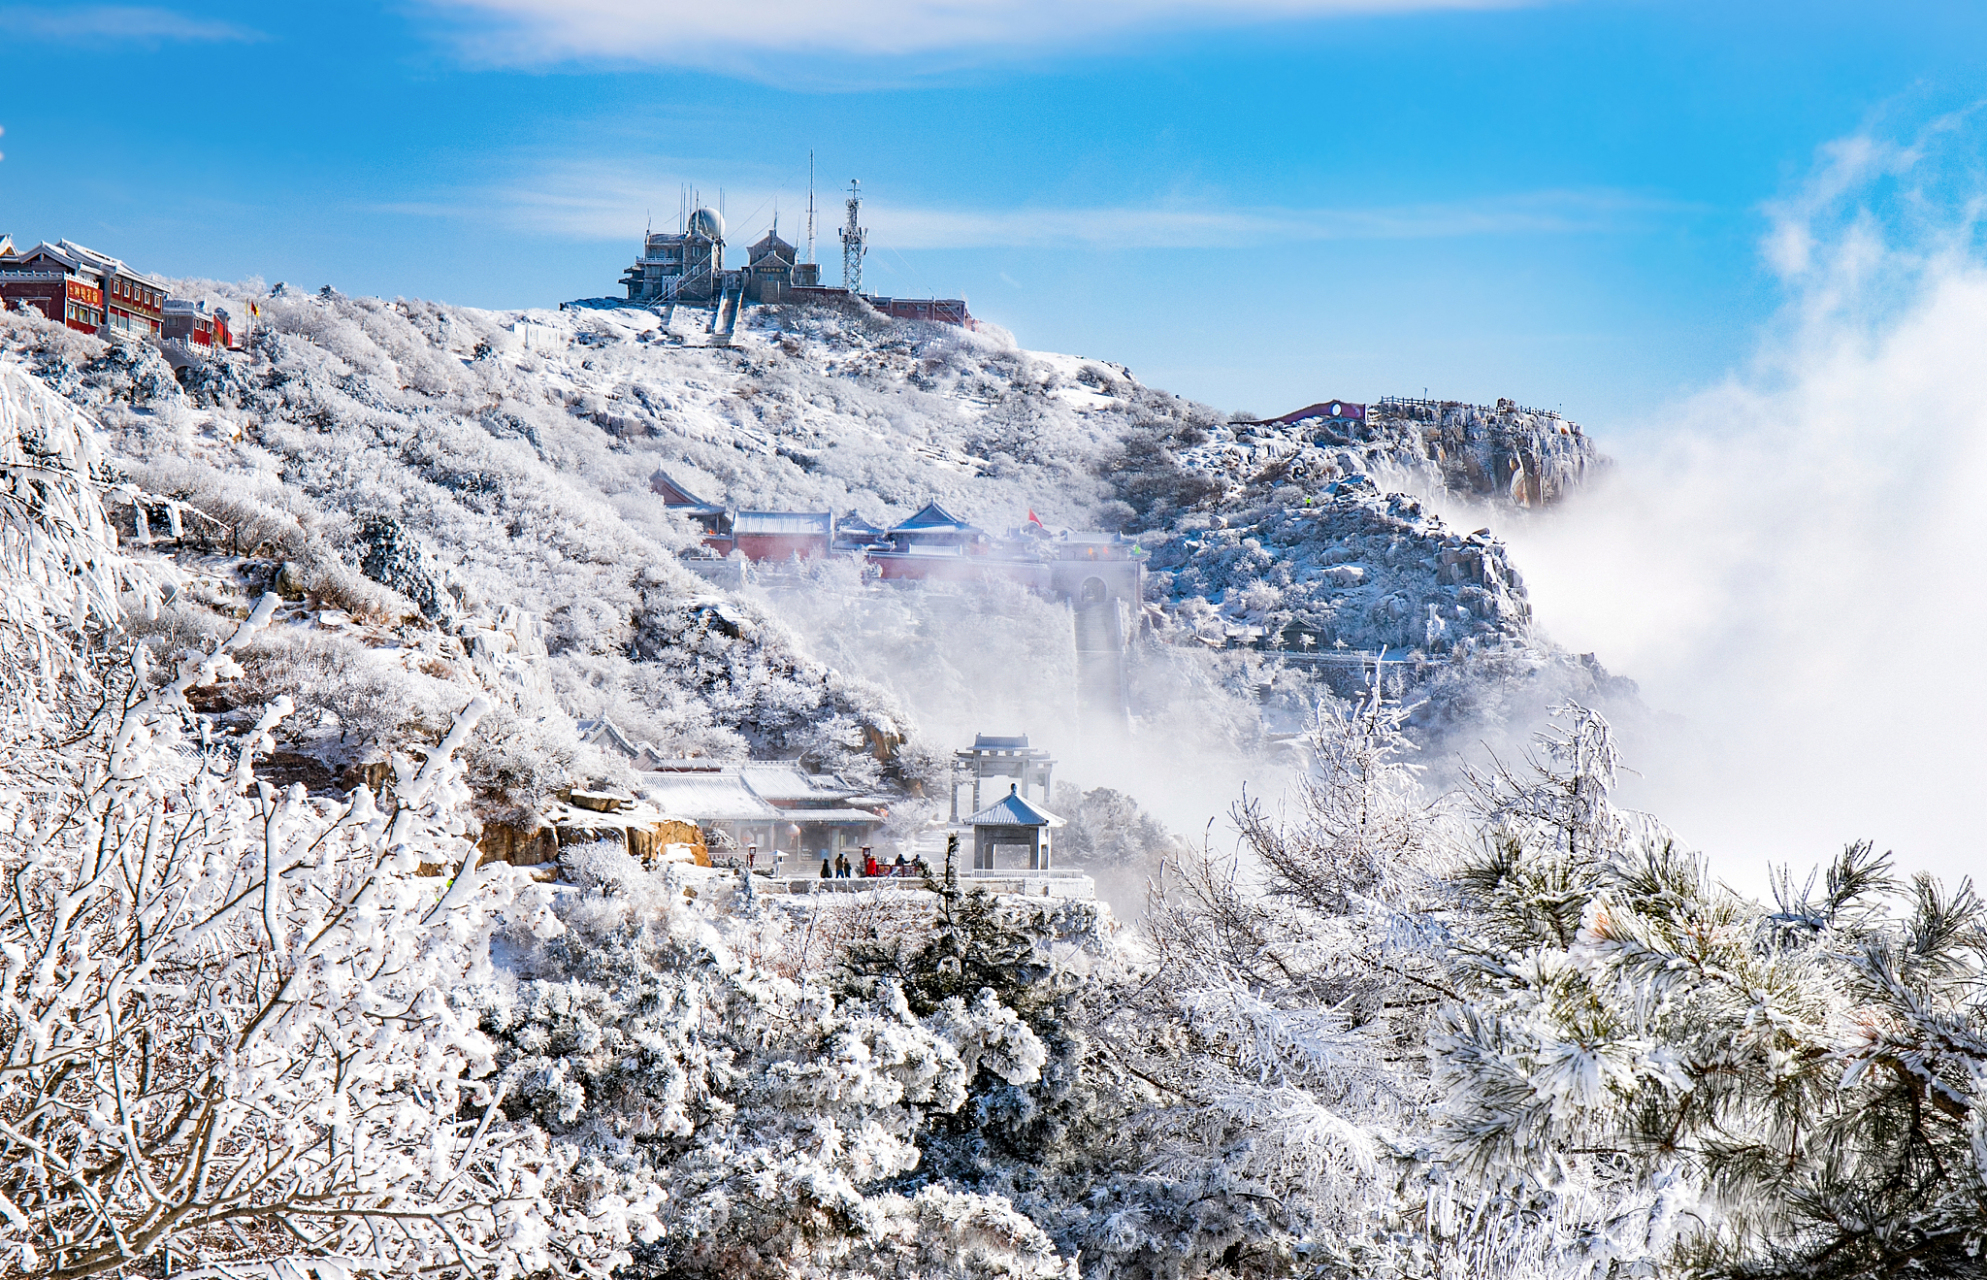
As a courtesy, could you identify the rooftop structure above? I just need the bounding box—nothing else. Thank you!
[607,178,971,327]
[745,227,798,303]
[887,501,983,550]
[622,205,726,305]
[649,469,732,541]
[0,241,108,334]
[963,783,1063,871]
[951,733,1054,822]
[830,513,888,554]
[597,750,890,865]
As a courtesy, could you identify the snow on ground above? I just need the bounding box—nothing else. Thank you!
[0,287,1623,855]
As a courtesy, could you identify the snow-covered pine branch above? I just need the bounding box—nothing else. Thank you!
[1436,706,1987,1278]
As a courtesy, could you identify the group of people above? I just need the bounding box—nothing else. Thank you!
[819,846,931,879]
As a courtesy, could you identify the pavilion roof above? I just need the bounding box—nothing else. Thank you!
[893,501,975,532]
[964,786,1064,828]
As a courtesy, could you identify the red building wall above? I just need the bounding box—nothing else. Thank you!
[105,274,165,335]
[736,532,829,562]
[0,275,103,333]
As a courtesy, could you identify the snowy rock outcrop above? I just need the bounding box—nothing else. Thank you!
[1171,397,1600,514]
[1151,480,1531,655]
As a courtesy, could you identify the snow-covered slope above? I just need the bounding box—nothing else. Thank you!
[0,286,1616,831]
[9,309,1977,1280]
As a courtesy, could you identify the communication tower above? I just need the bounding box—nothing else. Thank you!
[839,179,866,295]
[806,151,817,266]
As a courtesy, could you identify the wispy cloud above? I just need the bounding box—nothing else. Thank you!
[871,191,1681,249]
[0,5,264,43]
[416,0,1539,67]
[381,165,1686,250]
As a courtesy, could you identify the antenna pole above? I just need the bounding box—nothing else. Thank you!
[839,178,866,296]
[807,151,816,265]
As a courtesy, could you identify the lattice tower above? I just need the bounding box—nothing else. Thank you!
[839,179,866,295]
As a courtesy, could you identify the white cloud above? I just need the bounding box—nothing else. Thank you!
[0,5,263,42]
[386,162,1678,250]
[874,190,1669,249]
[417,0,1537,66]
[1496,119,1987,893]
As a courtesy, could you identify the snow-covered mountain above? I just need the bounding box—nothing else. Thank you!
[6,289,1977,1280]
[0,284,1616,833]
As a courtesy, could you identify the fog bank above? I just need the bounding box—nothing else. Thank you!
[1505,121,1987,891]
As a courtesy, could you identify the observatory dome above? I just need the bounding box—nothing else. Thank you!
[687,207,725,240]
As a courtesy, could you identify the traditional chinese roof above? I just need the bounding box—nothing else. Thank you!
[964,786,1064,828]
[737,763,852,805]
[893,501,974,532]
[637,772,782,822]
[733,510,831,535]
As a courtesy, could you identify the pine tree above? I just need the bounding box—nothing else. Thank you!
[1437,705,1987,1279]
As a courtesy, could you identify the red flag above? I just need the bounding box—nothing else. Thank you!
[1027,509,1042,526]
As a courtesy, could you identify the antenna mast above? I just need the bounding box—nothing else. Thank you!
[806,151,816,265]
[839,178,866,295]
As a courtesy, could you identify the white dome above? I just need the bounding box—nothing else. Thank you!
[687,207,724,240]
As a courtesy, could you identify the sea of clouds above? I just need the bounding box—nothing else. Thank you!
[1505,113,1987,892]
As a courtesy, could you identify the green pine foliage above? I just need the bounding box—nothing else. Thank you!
[841,836,1052,1024]
[1437,711,1987,1278]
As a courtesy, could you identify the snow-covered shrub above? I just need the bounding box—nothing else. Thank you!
[77,337,182,408]
[126,456,311,559]
[232,627,449,750]
[353,510,454,621]
[481,864,1075,1279]
[460,698,605,817]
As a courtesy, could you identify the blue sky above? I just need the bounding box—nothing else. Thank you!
[0,0,1980,429]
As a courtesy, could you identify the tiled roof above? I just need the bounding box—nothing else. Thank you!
[963,787,1064,828]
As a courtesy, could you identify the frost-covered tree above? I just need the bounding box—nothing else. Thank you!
[0,364,649,1278]
[1071,689,1463,1277]
[477,847,1075,1280]
[1437,705,1987,1279]
[0,362,132,713]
